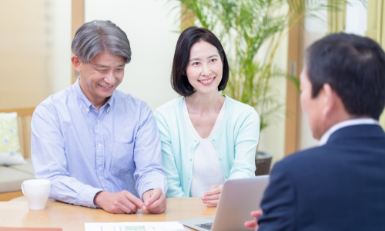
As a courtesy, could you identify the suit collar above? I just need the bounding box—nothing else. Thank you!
[320,118,379,145]
[325,123,385,145]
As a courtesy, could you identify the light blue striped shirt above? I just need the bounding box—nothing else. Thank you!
[31,80,167,208]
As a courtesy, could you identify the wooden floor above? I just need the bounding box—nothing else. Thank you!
[0,191,23,201]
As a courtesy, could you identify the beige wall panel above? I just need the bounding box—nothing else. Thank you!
[0,0,50,110]
[23,116,32,159]
[71,0,84,84]
[0,91,47,109]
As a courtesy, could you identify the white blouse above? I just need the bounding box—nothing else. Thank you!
[183,98,226,197]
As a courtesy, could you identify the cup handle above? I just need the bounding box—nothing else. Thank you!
[21,182,25,195]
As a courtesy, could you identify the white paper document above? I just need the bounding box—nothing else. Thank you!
[85,222,185,231]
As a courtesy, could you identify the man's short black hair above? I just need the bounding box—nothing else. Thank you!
[306,33,385,120]
[171,26,229,96]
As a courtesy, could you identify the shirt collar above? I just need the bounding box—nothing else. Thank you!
[72,78,114,114]
[104,94,114,114]
[319,118,379,145]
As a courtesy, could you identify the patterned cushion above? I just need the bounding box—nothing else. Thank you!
[0,112,26,165]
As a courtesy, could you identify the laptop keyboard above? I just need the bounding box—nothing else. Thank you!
[197,222,213,230]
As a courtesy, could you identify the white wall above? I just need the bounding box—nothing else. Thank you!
[50,1,72,94]
[258,35,288,164]
[85,0,180,110]
[257,5,289,164]
[345,0,367,36]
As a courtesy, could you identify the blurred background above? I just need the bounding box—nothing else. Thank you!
[0,0,379,166]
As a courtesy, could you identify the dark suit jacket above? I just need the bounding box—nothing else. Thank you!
[258,124,385,231]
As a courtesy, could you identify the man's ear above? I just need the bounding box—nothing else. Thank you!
[71,55,82,73]
[322,84,335,117]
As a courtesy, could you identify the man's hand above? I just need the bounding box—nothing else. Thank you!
[94,190,144,214]
[201,184,223,207]
[244,210,263,231]
[142,188,167,214]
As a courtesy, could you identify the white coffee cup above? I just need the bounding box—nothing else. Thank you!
[21,179,51,210]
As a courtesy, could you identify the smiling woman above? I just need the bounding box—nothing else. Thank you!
[153,27,260,208]
[170,27,229,97]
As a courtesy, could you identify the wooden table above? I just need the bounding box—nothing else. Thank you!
[0,197,216,230]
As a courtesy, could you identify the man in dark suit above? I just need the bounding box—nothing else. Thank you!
[245,33,385,230]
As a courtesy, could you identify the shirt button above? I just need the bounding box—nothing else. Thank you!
[97,120,99,123]
[99,167,102,171]
[98,143,101,147]
[190,159,192,161]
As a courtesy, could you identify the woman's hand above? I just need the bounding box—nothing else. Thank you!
[244,210,263,231]
[201,184,223,207]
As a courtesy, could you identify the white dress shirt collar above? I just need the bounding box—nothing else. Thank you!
[319,118,379,145]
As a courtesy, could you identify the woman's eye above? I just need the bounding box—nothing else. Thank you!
[210,58,216,62]
[192,62,200,66]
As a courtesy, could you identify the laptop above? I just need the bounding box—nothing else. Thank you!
[179,175,269,231]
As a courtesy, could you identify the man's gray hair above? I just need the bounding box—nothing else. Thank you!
[71,20,131,63]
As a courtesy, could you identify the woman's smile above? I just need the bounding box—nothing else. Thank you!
[198,77,215,86]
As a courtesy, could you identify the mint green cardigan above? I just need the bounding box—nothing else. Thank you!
[153,96,260,198]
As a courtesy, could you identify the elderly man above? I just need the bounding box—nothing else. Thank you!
[246,33,385,230]
[31,20,167,214]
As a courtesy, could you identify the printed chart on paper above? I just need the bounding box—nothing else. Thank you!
[85,222,185,231]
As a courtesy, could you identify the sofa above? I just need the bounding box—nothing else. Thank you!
[0,107,35,201]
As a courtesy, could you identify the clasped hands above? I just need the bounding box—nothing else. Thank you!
[94,188,166,214]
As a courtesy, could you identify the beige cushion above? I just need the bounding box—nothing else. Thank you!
[8,158,34,175]
[0,166,34,193]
